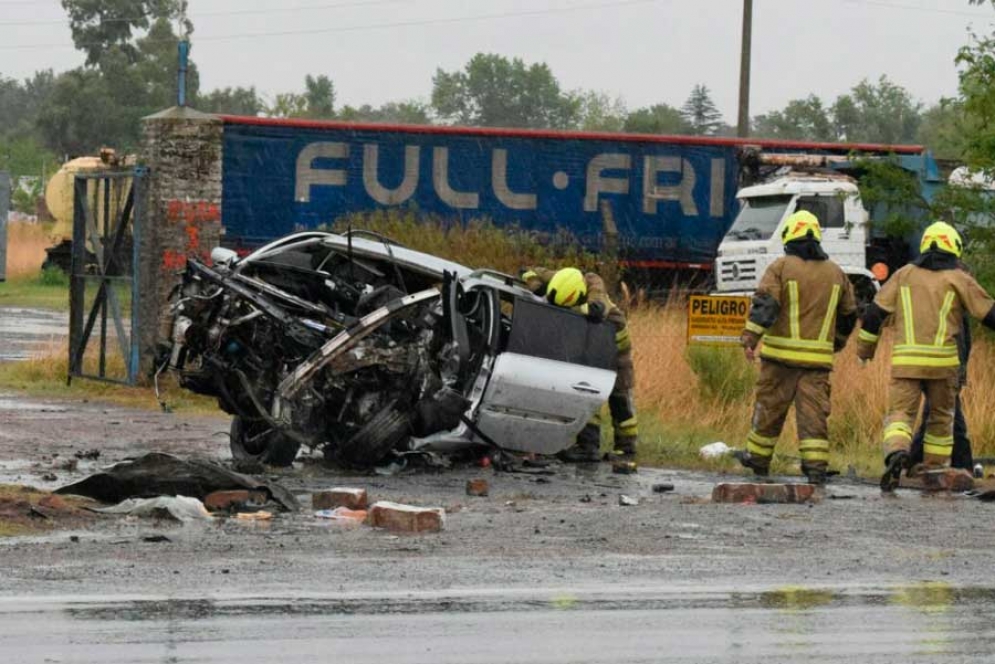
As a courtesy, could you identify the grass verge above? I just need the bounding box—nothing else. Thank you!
[0,341,219,415]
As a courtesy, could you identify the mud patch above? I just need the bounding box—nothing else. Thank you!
[0,484,98,536]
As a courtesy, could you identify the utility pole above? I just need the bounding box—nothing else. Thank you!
[737,0,753,138]
[177,9,190,107]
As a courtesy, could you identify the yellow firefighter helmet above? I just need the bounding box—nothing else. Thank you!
[920,221,963,258]
[781,210,822,244]
[546,268,587,307]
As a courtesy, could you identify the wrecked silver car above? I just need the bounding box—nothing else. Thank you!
[165,231,617,468]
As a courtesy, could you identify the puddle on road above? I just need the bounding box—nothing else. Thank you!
[0,307,69,361]
[38,583,995,621]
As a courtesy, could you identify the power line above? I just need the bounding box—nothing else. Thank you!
[0,0,414,27]
[0,0,666,51]
[837,0,993,18]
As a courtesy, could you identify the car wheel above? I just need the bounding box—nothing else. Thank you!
[332,399,412,468]
[230,416,301,467]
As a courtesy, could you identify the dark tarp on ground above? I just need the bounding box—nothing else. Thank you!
[55,452,300,511]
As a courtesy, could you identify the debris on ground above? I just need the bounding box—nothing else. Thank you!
[652,483,675,493]
[312,488,368,511]
[234,511,273,521]
[465,479,489,497]
[918,468,975,493]
[368,501,445,533]
[699,442,733,459]
[55,453,299,511]
[74,449,101,461]
[94,496,213,522]
[619,494,639,506]
[203,489,269,512]
[0,485,97,536]
[711,483,818,505]
[314,507,368,525]
[612,461,638,475]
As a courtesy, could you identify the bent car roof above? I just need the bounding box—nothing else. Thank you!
[320,233,473,279]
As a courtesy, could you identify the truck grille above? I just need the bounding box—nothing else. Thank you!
[719,258,757,283]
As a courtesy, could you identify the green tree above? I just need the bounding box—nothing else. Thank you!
[831,76,921,144]
[752,95,833,141]
[680,84,723,135]
[916,101,969,160]
[575,91,627,132]
[268,93,309,119]
[338,101,432,124]
[61,0,192,66]
[623,103,690,134]
[955,31,995,173]
[304,74,336,118]
[198,86,264,116]
[35,17,195,154]
[431,53,580,129]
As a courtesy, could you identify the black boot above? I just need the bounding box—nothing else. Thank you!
[558,424,601,463]
[614,436,638,460]
[803,466,828,486]
[733,450,770,477]
[881,450,910,493]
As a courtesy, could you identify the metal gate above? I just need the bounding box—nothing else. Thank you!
[68,168,145,385]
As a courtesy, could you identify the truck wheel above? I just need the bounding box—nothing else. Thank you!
[229,416,301,467]
[331,399,412,468]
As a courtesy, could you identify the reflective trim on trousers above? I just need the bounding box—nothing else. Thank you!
[746,430,777,458]
[798,438,830,463]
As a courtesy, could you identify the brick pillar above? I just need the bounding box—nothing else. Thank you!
[140,106,223,375]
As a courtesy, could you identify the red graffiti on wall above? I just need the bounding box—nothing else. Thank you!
[161,200,221,270]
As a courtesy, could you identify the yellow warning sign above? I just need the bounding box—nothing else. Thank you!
[687,295,751,346]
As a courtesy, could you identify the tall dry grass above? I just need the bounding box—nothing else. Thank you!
[629,296,995,474]
[4,221,51,279]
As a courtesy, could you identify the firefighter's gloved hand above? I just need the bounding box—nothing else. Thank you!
[586,300,606,321]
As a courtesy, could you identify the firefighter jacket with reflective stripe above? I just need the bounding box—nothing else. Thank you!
[857,264,995,379]
[524,268,629,351]
[743,256,857,369]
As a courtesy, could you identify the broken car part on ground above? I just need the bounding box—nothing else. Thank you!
[164,231,617,468]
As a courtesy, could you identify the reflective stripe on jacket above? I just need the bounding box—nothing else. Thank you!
[857,264,995,379]
[746,256,856,369]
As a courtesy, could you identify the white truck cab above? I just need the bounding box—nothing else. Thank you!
[713,172,880,306]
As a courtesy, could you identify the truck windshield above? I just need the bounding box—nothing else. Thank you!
[726,195,793,241]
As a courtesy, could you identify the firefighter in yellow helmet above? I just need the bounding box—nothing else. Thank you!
[737,210,858,484]
[858,221,995,491]
[522,267,638,463]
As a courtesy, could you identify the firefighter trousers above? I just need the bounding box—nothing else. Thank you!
[745,361,831,473]
[883,376,958,467]
[609,348,638,454]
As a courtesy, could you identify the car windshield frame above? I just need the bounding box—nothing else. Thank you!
[726,194,794,241]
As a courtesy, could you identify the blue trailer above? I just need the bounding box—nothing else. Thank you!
[218,116,926,277]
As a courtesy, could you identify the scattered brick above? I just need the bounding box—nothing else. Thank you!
[921,468,975,493]
[711,483,818,505]
[367,501,445,533]
[203,490,266,511]
[312,488,368,511]
[466,479,489,497]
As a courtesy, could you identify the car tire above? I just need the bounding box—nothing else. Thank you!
[332,399,412,468]
[229,416,301,467]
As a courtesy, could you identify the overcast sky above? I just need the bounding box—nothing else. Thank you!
[2,0,993,119]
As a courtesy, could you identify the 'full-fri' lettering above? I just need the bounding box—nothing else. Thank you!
[295,142,727,218]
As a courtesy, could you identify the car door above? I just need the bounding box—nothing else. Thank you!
[472,296,617,455]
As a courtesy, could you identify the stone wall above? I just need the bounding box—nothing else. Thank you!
[139,107,223,372]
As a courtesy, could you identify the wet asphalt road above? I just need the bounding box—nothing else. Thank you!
[6,308,995,661]
[4,585,995,663]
